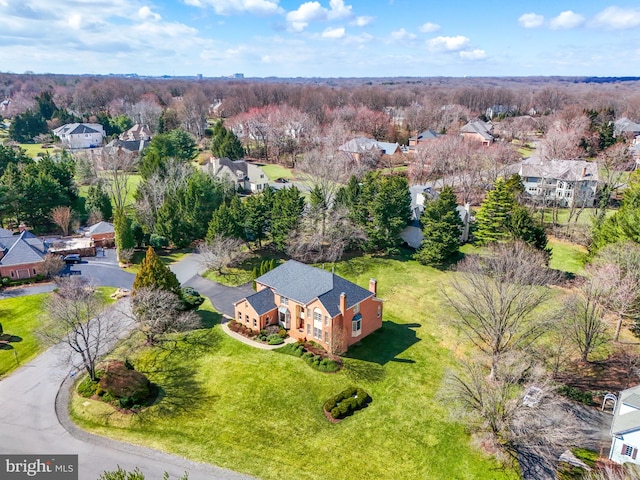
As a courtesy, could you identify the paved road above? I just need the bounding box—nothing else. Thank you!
[185,275,254,318]
[64,248,135,289]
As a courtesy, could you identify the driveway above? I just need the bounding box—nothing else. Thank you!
[64,248,134,289]
[185,275,254,317]
[0,300,253,480]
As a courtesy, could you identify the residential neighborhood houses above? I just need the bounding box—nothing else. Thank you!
[4,74,640,480]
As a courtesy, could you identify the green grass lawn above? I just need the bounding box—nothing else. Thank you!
[0,287,116,376]
[0,293,48,376]
[538,208,615,227]
[203,253,284,286]
[17,143,46,158]
[548,237,588,276]
[259,163,295,181]
[123,248,190,274]
[70,259,513,480]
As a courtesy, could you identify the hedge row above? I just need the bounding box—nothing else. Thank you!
[276,342,341,373]
[324,386,372,420]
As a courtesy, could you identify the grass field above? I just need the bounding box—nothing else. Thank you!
[0,287,116,377]
[539,208,615,227]
[123,248,190,274]
[70,258,514,480]
[548,237,588,275]
[259,163,295,181]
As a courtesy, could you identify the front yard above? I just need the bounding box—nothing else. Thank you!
[69,257,513,480]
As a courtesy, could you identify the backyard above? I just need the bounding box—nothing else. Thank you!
[69,256,515,480]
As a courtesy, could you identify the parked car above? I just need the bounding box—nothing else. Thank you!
[63,254,81,264]
[275,177,289,183]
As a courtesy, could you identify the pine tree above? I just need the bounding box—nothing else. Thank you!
[114,210,134,255]
[271,186,305,252]
[133,246,181,296]
[509,205,550,255]
[474,178,515,245]
[415,186,463,267]
[211,120,244,160]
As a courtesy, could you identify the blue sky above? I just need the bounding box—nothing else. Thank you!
[1,0,640,77]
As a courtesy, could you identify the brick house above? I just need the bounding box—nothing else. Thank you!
[0,228,47,279]
[234,260,383,353]
[460,120,494,145]
[86,221,115,247]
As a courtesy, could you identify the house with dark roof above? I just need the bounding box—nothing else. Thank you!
[0,229,48,279]
[53,123,105,149]
[609,385,640,466]
[206,157,269,193]
[614,118,640,138]
[85,221,115,247]
[234,260,383,353]
[460,120,494,146]
[408,129,440,149]
[338,137,401,162]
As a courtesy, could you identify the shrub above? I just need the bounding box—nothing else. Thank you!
[181,286,204,310]
[324,386,372,420]
[77,376,100,398]
[557,385,593,405]
[267,334,284,345]
[98,361,153,408]
[149,234,169,249]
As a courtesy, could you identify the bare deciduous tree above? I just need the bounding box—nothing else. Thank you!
[39,276,120,380]
[131,287,200,345]
[446,355,582,476]
[445,242,560,379]
[100,148,138,215]
[198,235,246,275]
[50,205,72,236]
[41,253,65,278]
[564,278,608,362]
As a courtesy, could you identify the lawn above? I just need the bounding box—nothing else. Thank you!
[0,287,116,376]
[259,163,295,181]
[548,237,588,276]
[70,258,513,480]
[123,248,190,274]
[203,252,284,286]
[17,143,46,158]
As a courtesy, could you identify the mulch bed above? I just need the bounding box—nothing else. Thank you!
[322,407,341,424]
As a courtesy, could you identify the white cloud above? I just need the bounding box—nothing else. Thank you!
[428,35,469,52]
[419,22,440,33]
[518,13,544,28]
[68,14,83,30]
[591,6,640,30]
[286,0,354,31]
[188,0,283,16]
[459,49,486,60]
[321,26,345,39]
[550,10,584,30]
[138,6,161,21]
[390,28,416,41]
[352,16,373,27]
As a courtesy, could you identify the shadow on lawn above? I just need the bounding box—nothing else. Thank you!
[343,320,421,366]
[0,334,23,350]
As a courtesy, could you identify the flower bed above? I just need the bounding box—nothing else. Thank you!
[323,386,372,421]
[227,321,287,345]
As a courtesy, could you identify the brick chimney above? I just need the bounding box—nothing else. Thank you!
[369,278,377,296]
[340,292,347,315]
[582,167,587,177]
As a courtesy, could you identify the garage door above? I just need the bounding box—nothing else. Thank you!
[16,269,31,279]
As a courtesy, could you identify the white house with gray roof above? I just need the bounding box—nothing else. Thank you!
[514,158,599,208]
[206,157,269,193]
[0,229,48,279]
[53,123,105,149]
[234,260,383,353]
[610,385,640,465]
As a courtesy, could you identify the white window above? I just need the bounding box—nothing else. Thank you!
[281,297,288,306]
[325,315,329,326]
[306,323,311,335]
[313,308,322,339]
[377,305,381,318]
[352,314,362,337]
[353,303,360,314]
[622,444,637,459]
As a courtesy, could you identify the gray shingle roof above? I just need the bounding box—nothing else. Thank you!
[410,130,439,141]
[245,288,276,315]
[0,231,46,267]
[611,385,640,435]
[69,124,99,135]
[461,120,494,141]
[256,260,373,317]
[88,221,115,235]
[517,158,599,182]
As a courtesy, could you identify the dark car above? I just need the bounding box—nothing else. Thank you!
[63,254,81,264]
[275,178,289,183]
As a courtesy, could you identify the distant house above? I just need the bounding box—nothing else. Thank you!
[53,123,105,149]
[103,124,153,155]
[85,221,115,247]
[614,118,640,138]
[460,120,494,145]
[120,124,152,142]
[408,130,440,148]
[609,385,640,466]
[234,260,383,354]
[400,185,471,248]
[338,137,401,162]
[0,228,47,279]
[514,158,599,207]
[206,157,269,193]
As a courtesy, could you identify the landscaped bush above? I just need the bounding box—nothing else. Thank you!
[275,342,341,372]
[324,387,372,420]
[228,320,256,337]
[98,361,154,409]
[149,234,169,249]
[557,385,593,406]
[277,342,305,357]
[181,286,204,310]
[267,334,284,345]
[77,376,100,398]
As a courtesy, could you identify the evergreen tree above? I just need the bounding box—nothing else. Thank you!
[35,90,59,121]
[509,205,550,255]
[206,201,243,241]
[210,120,244,160]
[9,109,48,143]
[271,186,305,251]
[414,186,463,267]
[114,211,135,254]
[133,246,181,296]
[474,178,515,245]
[243,191,270,247]
[86,183,113,221]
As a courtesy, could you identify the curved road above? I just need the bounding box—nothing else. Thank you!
[0,254,254,480]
